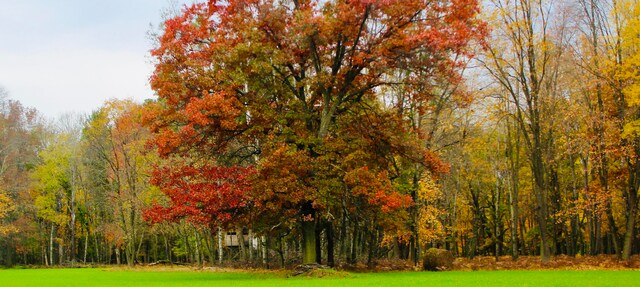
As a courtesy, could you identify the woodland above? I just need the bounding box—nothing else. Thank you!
[0,0,639,270]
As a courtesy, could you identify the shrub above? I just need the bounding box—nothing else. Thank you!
[422,248,454,271]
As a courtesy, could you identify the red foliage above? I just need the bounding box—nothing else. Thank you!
[144,163,255,228]
[345,167,412,213]
[143,0,486,234]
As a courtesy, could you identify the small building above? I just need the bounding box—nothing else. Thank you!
[224,231,239,247]
[223,229,259,248]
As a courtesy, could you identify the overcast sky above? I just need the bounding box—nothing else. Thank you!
[0,0,192,119]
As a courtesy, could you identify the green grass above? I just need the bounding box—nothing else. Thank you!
[0,268,639,287]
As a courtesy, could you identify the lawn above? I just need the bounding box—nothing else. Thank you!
[0,268,638,287]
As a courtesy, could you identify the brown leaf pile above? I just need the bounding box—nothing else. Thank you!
[453,255,640,270]
[344,255,640,272]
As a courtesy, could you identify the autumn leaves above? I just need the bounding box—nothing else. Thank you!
[144,0,485,264]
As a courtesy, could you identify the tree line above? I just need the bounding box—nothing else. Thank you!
[0,0,638,267]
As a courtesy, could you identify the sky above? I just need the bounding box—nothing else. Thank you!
[0,0,192,119]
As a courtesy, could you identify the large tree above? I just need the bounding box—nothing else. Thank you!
[145,0,486,264]
[480,0,571,262]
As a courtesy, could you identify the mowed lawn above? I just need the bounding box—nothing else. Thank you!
[1,268,639,287]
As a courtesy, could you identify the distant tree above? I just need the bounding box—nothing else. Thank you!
[0,88,45,266]
[82,99,157,265]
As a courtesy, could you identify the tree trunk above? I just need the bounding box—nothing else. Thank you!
[506,113,520,259]
[301,201,317,264]
[115,246,121,265]
[248,229,254,262]
[367,227,374,269]
[532,150,551,262]
[194,230,201,266]
[49,223,55,266]
[340,212,347,259]
[43,245,48,266]
[69,193,76,264]
[261,236,268,267]
[569,155,579,256]
[622,185,638,260]
[302,220,316,264]
[94,233,101,263]
[83,231,88,263]
[410,172,420,266]
[217,228,223,265]
[508,174,519,259]
[315,219,322,264]
[277,236,285,268]
[238,229,246,262]
[326,219,335,267]
[163,233,172,263]
[350,220,358,264]
[58,240,64,264]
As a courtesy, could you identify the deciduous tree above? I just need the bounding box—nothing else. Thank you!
[145,0,486,264]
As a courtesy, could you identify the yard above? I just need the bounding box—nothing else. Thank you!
[0,268,638,287]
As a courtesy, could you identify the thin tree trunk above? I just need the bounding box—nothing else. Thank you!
[217,228,223,265]
[49,223,54,266]
[194,229,201,266]
[248,229,254,262]
[315,219,322,264]
[350,220,358,264]
[622,181,638,260]
[83,231,88,263]
[43,245,49,266]
[115,246,121,265]
[261,236,267,267]
[238,228,246,262]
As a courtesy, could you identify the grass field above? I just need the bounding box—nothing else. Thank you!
[1,268,639,287]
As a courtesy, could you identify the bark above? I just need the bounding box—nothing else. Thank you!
[315,218,322,264]
[302,220,316,264]
[507,121,520,259]
[115,247,121,265]
[366,227,374,269]
[622,165,639,260]
[238,229,246,262]
[261,236,267,267]
[69,186,76,264]
[217,228,223,265]
[349,220,358,264]
[83,231,88,263]
[326,219,335,267]
[248,229,254,262]
[49,223,54,266]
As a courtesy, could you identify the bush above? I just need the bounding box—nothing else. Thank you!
[422,248,454,271]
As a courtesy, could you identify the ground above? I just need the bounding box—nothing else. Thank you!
[0,267,639,287]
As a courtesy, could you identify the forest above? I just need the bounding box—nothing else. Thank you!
[0,0,639,269]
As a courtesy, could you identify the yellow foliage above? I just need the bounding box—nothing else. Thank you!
[380,231,412,247]
[417,175,445,243]
[616,0,640,137]
[0,192,17,236]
